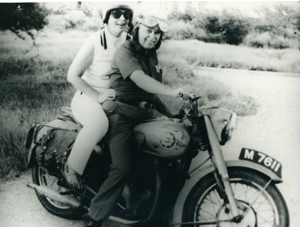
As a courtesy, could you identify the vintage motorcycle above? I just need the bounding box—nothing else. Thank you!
[25,94,289,227]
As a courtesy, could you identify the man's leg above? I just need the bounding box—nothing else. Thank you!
[88,114,136,221]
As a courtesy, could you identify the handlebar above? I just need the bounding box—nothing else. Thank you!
[178,92,201,102]
[173,93,202,119]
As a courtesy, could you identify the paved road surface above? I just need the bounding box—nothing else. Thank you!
[195,67,300,227]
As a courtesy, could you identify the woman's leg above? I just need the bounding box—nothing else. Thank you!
[68,91,109,176]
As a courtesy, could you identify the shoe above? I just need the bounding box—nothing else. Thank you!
[119,208,138,220]
[61,163,83,189]
[84,219,103,227]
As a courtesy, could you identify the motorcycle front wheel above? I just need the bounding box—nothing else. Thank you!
[182,168,289,227]
[32,162,85,219]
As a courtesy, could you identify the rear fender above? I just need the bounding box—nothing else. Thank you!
[26,124,49,168]
[27,144,37,168]
[171,159,282,225]
[26,125,43,168]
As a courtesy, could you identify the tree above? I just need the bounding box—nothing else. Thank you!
[0,3,49,41]
[193,10,251,45]
[219,10,251,45]
[254,4,299,34]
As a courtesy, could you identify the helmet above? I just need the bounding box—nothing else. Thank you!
[135,7,169,32]
[137,15,169,33]
[102,4,133,24]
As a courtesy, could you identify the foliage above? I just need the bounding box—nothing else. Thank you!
[192,10,251,45]
[165,20,195,40]
[0,3,49,41]
[62,10,86,30]
[244,32,272,48]
[255,3,298,32]
[166,3,299,49]
[167,6,196,22]
[219,10,251,45]
[248,4,300,49]
[166,9,251,45]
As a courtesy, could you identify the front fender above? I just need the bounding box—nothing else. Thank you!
[171,159,282,225]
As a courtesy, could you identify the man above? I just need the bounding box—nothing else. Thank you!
[85,12,189,227]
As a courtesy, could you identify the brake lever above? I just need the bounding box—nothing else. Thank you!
[189,94,202,102]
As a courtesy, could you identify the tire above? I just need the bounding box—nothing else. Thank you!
[182,168,289,227]
[32,162,86,219]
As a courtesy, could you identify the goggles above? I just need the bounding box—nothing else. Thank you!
[110,9,133,20]
[141,16,169,32]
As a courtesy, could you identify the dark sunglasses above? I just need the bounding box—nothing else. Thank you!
[110,10,133,20]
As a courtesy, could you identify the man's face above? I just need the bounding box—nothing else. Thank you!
[138,24,162,50]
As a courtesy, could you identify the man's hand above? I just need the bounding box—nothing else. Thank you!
[98,89,116,104]
[174,87,191,100]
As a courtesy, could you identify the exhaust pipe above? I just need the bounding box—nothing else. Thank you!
[27,183,87,209]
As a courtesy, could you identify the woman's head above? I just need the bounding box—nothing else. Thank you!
[102,4,133,37]
[132,14,169,50]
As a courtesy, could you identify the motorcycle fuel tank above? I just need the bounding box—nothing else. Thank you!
[134,118,190,159]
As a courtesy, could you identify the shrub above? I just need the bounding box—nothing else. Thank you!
[192,11,251,45]
[244,32,294,49]
[269,36,290,49]
[165,20,195,40]
[219,11,251,45]
[195,30,223,44]
[168,7,196,22]
[63,10,86,29]
[244,32,272,48]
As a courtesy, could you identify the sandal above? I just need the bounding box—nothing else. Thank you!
[61,163,83,189]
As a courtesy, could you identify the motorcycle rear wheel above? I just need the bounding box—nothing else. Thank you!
[32,162,85,219]
[182,168,289,227]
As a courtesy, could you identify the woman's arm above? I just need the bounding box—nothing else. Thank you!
[67,38,100,102]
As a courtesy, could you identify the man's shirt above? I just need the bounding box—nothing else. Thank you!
[109,40,162,104]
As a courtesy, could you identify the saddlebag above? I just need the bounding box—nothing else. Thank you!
[26,107,81,175]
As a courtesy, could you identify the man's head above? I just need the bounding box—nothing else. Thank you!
[132,14,169,50]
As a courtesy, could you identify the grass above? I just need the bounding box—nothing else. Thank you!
[159,40,300,73]
[1,26,296,178]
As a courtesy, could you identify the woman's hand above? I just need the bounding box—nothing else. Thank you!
[98,89,116,104]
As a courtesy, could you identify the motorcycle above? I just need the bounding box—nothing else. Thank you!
[25,94,289,227]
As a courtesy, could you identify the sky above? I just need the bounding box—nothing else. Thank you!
[2,1,299,18]
[203,1,300,17]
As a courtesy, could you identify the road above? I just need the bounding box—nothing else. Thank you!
[195,67,300,227]
[0,67,299,227]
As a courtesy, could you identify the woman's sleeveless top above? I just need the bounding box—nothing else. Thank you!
[81,27,127,92]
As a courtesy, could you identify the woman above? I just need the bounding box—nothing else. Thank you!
[84,12,190,227]
[64,4,134,189]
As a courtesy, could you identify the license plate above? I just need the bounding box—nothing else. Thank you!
[239,148,282,178]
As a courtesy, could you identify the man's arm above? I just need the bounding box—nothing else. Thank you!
[130,70,181,97]
[153,95,174,118]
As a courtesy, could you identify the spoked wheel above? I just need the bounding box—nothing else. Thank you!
[32,162,85,219]
[183,169,289,227]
